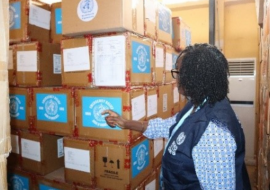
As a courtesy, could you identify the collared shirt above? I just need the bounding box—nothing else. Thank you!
[143,114,236,190]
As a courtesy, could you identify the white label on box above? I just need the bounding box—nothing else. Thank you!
[77,0,98,22]
[180,94,185,101]
[8,50,13,70]
[93,36,126,86]
[145,0,156,23]
[155,47,164,68]
[163,93,168,112]
[11,134,19,154]
[145,179,156,190]
[21,138,41,161]
[147,94,157,117]
[131,94,146,120]
[173,87,179,103]
[165,52,172,71]
[29,4,51,30]
[57,138,64,158]
[63,46,90,72]
[17,51,37,72]
[64,147,90,173]
[154,138,163,157]
[53,54,61,74]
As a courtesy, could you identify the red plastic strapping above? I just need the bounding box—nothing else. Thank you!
[73,126,79,137]
[29,116,36,130]
[125,70,131,82]
[36,42,42,52]
[125,184,131,190]
[52,87,61,92]
[89,140,97,147]
[124,32,131,49]
[88,73,92,83]
[124,159,131,169]
[123,106,131,112]
[36,71,42,85]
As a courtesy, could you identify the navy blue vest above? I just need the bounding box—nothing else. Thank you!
[162,98,251,190]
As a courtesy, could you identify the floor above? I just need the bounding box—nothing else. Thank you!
[247,165,257,190]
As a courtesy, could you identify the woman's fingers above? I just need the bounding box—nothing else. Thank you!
[101,110,118,117]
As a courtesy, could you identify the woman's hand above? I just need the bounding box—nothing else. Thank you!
[101,110,127,129]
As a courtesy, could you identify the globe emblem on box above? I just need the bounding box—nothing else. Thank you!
[80,0,94,13]
[77,0,98,22]
[136,45,148,72]
[9,5,16,28]
[10,96,20,117]
[136,144,147,170]
[160,9,170,32]
[93,103,110,122]
[10,176,24,190]
[45,99,58,116]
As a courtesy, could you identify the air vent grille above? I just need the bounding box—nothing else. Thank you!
[228,58,255,76]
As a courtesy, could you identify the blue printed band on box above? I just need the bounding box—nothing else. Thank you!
[9,2,21,30]
[9,94,26,121]
[82,97,122,129]
[55,8,62,34]
[159,8,171,34]
[8,173,29,190]
[131,139,150,178]
[39,184,60,190]
[132,41,151,73]
[36,93,67,123]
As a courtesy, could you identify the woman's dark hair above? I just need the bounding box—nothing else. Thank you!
[177,43,229,106]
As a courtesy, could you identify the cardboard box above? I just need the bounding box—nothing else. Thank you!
[20,130,64,175]
[15,42,62,87]
[9,0,51,43]
[164,45,174,84]
[32,87,75,136]
[157,84,173,119]
[8,167,37,190]
[64,137,95,187]
[95,137,153,190]
[61,36,92,87]
[8,45,16,86]
[143,169,157,190]
[144,0,158,40]
[157,3,172,45]
[153,42,165,85]
[172,17,192,51]
[37,168,75,190]
[146,86,158,120]
[62,0,144,36]
[8,129,21,169]
[50,2,63,44]
[9,87,33,130]
[92,32,154,87]
[75,88,145,143]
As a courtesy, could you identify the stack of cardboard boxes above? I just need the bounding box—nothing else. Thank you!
[7,0,192,189]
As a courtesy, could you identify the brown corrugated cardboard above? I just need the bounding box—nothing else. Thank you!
[20,130,64,175]
[157,3,172,45]
[75,88,145,143]
[8,167,37,190]
[153,42,165,85]
[64,137,95,187]
[152,138,164,168]
[95,137,153,190]
[144,0,158,40]
[15,42,62,87]
[9,87,33,130]
[157,84,173,119]
[61,36,92,87]
[9,0,50,43]
[32,87,75,136]
[8,45,16,86]
[37,168,75,190]
[7,129,21,169]
[50,2,63,44]
[146,86,158,120]
[143,169,157,190]
[62,0,144,36]
[92,32,154,87]
[172,17,192,51]
[164,45,174,84]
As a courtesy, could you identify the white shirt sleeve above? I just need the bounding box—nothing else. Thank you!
[192,121,237,190]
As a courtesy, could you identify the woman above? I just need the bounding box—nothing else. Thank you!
[102,43,251,190]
